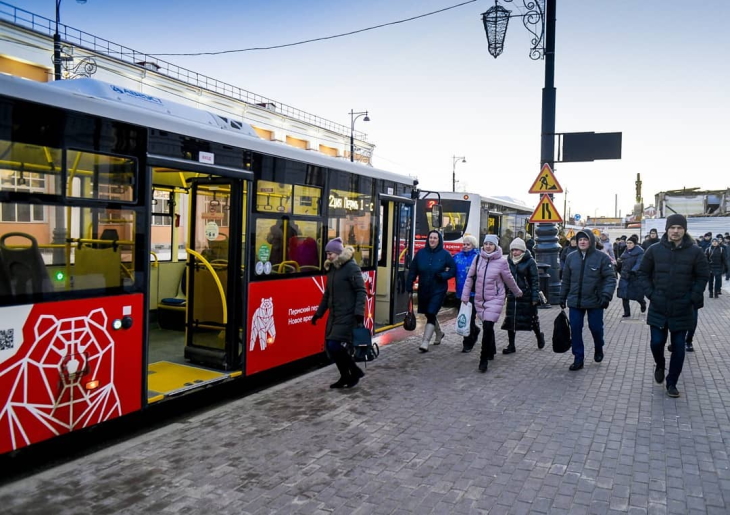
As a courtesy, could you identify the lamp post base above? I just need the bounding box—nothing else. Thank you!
[534,222,561,304]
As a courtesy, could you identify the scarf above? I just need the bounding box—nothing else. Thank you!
[511,253,525,265]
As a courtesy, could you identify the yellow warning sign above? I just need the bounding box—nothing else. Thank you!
[528,163,563,194]
[529,194,563,223]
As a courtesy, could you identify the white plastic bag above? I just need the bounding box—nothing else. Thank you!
[455,302,472,337]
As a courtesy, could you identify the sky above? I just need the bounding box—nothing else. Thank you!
[16,0,730,220]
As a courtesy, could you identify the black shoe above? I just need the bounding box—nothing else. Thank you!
[462,346,473,353]
[709,292,714,298]
[502,345,516,355]
[594,349,604,363]
[667,344,673,352]
[666,385,680,398]
[478,361,488,373]
[330,378,348,389]
[686,343,694,352]
[345,376,359,388]
[654,366,665,384]
[569,361,584,371]
[640,304,646,313]
[353,367,365,378]
[537,332,545,349]
[622,313,631,318]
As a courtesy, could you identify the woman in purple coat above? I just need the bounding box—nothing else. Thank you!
[461,234,523,373]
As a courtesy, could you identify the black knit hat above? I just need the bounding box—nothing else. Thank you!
[628,234,639,244]
[666,214,688,231]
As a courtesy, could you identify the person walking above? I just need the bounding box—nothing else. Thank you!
[461,234,523,373]
[312,237,367,389]
[500,238,545,354]
[559,229,617,371]
[638,214,709,398]
[616,235,646,317]
[642,228,660,251]
[705,238,726,298]
[598,230,616,264]
[406,230,456,353]
[453,235,480,352]
[559,236,578,278]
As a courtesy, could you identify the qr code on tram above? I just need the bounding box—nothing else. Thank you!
[0,329,14,351]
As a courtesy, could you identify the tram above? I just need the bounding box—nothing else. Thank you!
[0,75,416,454]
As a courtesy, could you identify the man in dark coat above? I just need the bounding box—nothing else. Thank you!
[642,228,660,251]
[638,214,709,398]
[616,235,646,317]
[406,230,456,352]
[312,237,367,388]
[560,229,617,371]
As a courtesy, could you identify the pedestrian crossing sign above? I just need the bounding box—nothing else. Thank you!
[528,163,563,194]
[529,194,563,223]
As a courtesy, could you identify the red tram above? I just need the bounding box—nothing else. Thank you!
[0,75,416,454]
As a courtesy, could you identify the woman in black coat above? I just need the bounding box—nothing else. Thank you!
[617,235,646,317]
[312,237,366,389]
[500,238,545,353]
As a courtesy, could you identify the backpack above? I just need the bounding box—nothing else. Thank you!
[350,326,379,362]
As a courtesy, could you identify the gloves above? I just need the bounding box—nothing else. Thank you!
[560,301,566,309]
[354,315,364,325]
[311,314,320,326]
[601,298,611,309]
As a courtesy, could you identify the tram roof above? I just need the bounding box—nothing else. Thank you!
[0,75,416,187]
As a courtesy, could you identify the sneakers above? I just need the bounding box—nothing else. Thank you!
[686,343,694,352]
[594,349,604,363]
[667,385,680,398]
[654,366,665,384]
[569,361,584,371]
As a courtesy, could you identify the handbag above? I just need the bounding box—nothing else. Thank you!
[403,294,417,331]
[350,326,379,362]
[455,301,472,337]
[552,309,572,353]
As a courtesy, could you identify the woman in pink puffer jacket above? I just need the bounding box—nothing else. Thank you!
[461,234,522,373]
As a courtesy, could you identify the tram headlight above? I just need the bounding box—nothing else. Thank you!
[112,319,123,330]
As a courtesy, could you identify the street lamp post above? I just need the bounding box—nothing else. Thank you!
[452,155,466,192]
[482,0,560,303]
[53,0,91,81]
[349,110,369,162]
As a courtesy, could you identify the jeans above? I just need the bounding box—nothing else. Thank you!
[649,325,686,387]
[686,308,699,343]
[569,307,605,363]
[708,272,722,294]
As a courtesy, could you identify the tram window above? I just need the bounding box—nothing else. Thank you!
[0,205,138,304]
[253,216,321,275]
[66,150,136,202]
[256,180,292,214]
[293,185,322,216]
[327,188,375,268]
[0,141,62,196]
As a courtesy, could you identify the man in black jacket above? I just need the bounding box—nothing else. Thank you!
[560,230,616,371]
[638,214,709,398]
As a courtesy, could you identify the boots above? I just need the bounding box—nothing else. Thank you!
[503,331,516,354]
[346,360,365,388]
[536,331,546,349]
[419,323,435,353]
[433,319,445,345]
[330,354,351,388]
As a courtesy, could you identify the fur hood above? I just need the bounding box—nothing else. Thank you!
[323,245,355,271]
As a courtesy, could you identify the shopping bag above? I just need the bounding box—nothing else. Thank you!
[455,301,472,337]
[403,294,417,331]
[552,309,572,353]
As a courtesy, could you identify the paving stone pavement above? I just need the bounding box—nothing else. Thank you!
[1,284,730,514]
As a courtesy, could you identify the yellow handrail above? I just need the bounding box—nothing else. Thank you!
[185,248,227,325]
[277,260,300,273]
[150,251,159,268]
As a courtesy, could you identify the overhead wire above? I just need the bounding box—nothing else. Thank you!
[149,0,478,57]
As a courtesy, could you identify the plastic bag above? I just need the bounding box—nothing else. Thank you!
[455,301,472,337]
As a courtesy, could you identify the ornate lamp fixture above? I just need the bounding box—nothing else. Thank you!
[481,0,545,60]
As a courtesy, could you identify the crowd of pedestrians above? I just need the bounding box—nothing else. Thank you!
[398,219,728,399]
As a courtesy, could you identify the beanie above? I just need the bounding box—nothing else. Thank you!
[510,238,527,252]
[628,234,639,244]
[325,237,344,255]
[483,234,499,246]
[666,214,688,231]
[717,234,724,239]
[704,231,712,237]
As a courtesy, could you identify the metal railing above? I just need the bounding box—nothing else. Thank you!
[0,1,368,142]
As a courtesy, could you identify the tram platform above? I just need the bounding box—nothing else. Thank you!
[2,284,730,514]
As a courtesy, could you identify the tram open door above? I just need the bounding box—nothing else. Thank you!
[375,195,414,329]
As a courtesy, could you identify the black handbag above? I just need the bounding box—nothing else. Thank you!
[552,309,572,353]
[350,326,379,362]
[403,294,417,331]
